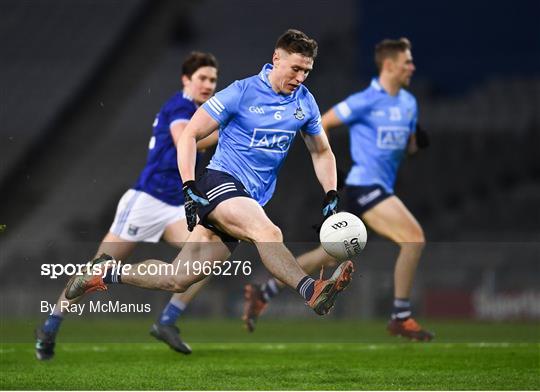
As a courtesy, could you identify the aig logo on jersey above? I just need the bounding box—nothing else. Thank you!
[250,128,295,154]
[376,126,409,150]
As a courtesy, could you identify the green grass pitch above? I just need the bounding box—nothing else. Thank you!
[1,319,539,390]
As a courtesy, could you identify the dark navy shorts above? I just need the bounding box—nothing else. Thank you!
[345,184,392,216]
[196,169,251,249]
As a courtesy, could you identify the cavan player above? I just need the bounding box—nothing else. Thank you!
[35,52,219,360]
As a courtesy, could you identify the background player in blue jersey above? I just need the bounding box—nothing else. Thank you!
[243,38,434,341]
[35,52,219,360]
[65,29,354,319]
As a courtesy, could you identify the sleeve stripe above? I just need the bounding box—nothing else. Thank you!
[206,99,222,115]
[211,96,225,110]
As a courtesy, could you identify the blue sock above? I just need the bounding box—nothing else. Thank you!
[42,314,63,335]
[261,278,281,302]
[103,267,122,284]
[296,276,315,301]
[392,298,412,321]
[159,298,186,325]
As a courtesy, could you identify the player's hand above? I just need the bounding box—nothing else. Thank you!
[322,190,339,218]
[182,180,209,231]
[416,123,430,149]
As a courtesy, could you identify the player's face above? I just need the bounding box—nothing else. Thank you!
[393,50,415,87]
[272,50,314,94]
[183,66,218,104]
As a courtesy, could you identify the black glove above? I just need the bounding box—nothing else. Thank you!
[322,190,339,218]
[416,123,430,149]
[182,180,209,232]
[337,167,347,191]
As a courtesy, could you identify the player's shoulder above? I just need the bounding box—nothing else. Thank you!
[342,85,374,107]
[296,84,317,104]
[218,76,252,99]
[163,91,197,112]
[234,74,257,90]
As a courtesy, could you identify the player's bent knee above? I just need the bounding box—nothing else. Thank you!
[168,277,189,293]
[404,225,425,247]
[251,224,283,243]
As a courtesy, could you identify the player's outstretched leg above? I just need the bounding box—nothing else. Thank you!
[64,253,116,299]
[65,225,229,297]
[210,197,354,316]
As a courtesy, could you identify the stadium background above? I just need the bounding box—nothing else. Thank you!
[1,0,539,330]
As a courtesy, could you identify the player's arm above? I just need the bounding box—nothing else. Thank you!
[321,108,344,138]
[407,133,419,155]
[302,131,340,217]
[195,130,218,151]
[177,108,219,182]
[170,121,218,152]
[407,123,430,156]
[301,131,337,193]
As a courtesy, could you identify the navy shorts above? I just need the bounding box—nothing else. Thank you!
[345,184,392,216]
[195,169,251,248]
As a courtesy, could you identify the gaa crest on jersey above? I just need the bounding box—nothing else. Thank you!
[249,128,295,153]
[294,107,305,120]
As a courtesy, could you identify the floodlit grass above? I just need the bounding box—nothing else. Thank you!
[1,319,539,390]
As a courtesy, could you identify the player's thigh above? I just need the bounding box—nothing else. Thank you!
[96,232,138,260]
[162,218,190,249]
[361,196,424,244]
[208,196,280,243]
[110,189,187,244]
[172,224,231,266]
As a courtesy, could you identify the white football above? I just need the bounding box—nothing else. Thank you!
[319,212,367,260]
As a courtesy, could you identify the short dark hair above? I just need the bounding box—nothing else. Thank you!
[275,29,318,59]
[374,38,411,72]
[182,51,218,78]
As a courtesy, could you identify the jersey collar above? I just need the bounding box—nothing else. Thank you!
[371,77,402,97]
[258,63,297,102]
[258,63,273,87]
[370,78,384,92]
[182,90,200,107]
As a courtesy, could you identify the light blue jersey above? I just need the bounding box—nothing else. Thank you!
[334,78,418,193]
[202,64,323,206]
